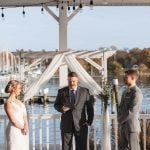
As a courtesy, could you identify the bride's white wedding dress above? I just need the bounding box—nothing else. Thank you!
[5,101,29,150]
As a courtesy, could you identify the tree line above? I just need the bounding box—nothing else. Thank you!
[108,47,150,77]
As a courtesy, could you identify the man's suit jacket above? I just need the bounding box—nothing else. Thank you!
[118,85,143,132]
[54,86,94,132]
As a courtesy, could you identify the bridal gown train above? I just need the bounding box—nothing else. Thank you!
[5,101,29,150]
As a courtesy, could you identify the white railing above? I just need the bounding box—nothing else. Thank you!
[0,114,149,150]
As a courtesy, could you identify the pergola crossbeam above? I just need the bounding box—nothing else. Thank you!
[1,0,150,7]
[68,7,80,21]
[84,57,103,70]
[43,4,59,22]
[77,50,100,58]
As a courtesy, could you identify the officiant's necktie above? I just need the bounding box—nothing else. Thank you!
[70,90,75,106]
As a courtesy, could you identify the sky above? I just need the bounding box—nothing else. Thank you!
[0,6,150,51]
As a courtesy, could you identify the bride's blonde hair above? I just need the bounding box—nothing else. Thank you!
[5,80,20,94]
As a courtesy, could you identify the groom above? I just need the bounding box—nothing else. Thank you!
[54,72,94,150]
[118,69,143,150]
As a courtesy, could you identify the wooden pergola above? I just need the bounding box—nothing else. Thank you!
[0,0,150,7]
[0,0,149,86]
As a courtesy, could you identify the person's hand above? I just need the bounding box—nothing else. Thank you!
[21,126,28,135]
[82,122,89,126]
[117,117,121,123]
[62,106,70,112]
[117,117,124,124]
[21,129,28,135]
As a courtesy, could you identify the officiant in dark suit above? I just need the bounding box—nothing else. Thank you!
[54,72,94,150]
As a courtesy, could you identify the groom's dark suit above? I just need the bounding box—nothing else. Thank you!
[54,86,94,150]
[118,85,142,150]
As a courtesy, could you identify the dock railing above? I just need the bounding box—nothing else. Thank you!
[0,114,149,150]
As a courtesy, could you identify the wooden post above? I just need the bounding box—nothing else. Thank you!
[112,79,119,113]
[43,94,47,104]
[111,88,116,114]
[31,96,34,104]
[112,79,119,150]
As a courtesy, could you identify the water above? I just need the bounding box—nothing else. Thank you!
[0,86,149,144]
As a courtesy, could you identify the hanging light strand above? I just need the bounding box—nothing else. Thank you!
[73,0,76,10]
[67,1,71,13]
[22,6,25,17]
[90,0,94,10]
[0,0,94,20]
[56,1,59,9]
[79,0,83,9]
[59,1,63,10]
[41,3,44,14]
[1,8,4,19]
[90,0,94,6]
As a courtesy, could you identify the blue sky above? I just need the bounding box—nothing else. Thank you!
[0,6,150,51]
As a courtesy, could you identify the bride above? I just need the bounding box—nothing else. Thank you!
[4,80,29,150]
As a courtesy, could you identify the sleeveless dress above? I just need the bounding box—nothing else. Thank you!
[5,101,29,150]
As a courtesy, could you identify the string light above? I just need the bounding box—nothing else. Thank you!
[56,2,59,11]
[68,6,71,12]
[72,0,76,11]
[79,3,83,9]
[90,0,93,5]
[73,5,76,11]
[0,0,95,19]
[79,3,82,9]
[41,3,44,14]
[61,1,64,10]
[79,0,83,10]
[61,5,64,10]
[22,6,25,17]
[79,0,83,13]
[1,8,4,20]
[90,0,94,10]
[67,1,71,13]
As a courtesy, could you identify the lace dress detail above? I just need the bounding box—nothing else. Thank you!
[5,101,29,150]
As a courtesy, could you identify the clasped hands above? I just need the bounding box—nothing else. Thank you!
[21,126,28,135]
[62,106,89,126]
[62,106,70,112]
